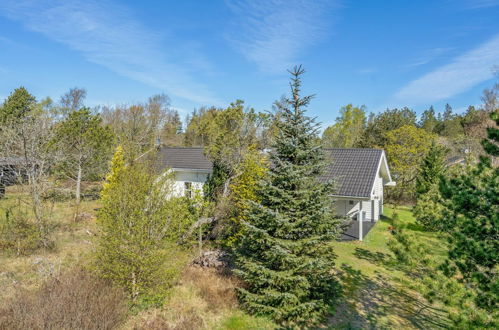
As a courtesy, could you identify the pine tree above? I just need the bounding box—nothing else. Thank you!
[415,141,447,196]
[234,67,342,327]
[419,106,438,133]
[440,111,499,311]
[51,107,114,215]
[0,87,36,125]
[481,111,499,156]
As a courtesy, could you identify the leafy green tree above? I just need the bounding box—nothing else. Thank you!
[183,106,219,147]
[52,108,114,215]
[196,101,260,200]
[419,106,439,133]
[222,148,267,247]
[96,147,195,300]
[384,125,436,201]
[235,67,342,327]
[322,104,366,148]
[358,107,417,148]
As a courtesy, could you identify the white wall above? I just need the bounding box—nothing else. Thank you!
[334,194,382,222]
[372,173,384,218]
[168,170,209,198]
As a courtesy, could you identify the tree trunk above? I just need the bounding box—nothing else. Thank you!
[74,162,82,221]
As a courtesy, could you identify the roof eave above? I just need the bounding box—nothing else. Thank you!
[171,167,212,173]
[330,194,371,200]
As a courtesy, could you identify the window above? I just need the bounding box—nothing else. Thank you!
[184,182,192,198]
[349,200,354,205]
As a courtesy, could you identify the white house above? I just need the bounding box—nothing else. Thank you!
[156,147,212,198]
[156,146,395,240]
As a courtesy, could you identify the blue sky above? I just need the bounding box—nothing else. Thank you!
[1,0,499,127]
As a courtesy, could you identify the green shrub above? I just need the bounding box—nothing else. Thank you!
[81,184,102,200]
[0,207,54,255]
[95,147,196,301]
[41,187,75,202]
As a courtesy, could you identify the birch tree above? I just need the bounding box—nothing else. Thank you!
[0,87,61,248]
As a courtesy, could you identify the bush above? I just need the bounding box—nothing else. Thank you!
[0,268,127,330]
[81,183,102,200]
[41,187,75,202]
[0,207,54,255]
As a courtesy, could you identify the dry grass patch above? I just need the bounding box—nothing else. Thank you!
[181,266,239,312]
[0,268,127,330]
[126,266,274,330]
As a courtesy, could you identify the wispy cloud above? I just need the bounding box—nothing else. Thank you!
[0,0,220,105]
[392,34,499,105]
[225,0,340,74]
[458,0,499,9]
[357,67,378,75]
[402,47,454,69]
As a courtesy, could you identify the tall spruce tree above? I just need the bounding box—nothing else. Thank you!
[413,141,448,231]
[234,67,342,327]
[415,141,448,196]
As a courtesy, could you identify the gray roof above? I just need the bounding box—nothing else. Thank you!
[320,148,384,198]
[156,147,212,171]
[156,147,384,198]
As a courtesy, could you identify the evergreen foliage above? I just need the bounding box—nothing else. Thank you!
[413,141,449,231]
[415,141,448,196]
[440,157,498,311]
[357,107,417,148]
[234,67,342,327]
[481,110,499,156]
[419,106,438,133]
[51,107,114,205]
[0,87,36,125]
[388,222,497,328]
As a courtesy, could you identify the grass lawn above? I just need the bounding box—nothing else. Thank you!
[328,205,450,329]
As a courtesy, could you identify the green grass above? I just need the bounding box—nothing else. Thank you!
[217,311,276,330]
[328,205,450,329]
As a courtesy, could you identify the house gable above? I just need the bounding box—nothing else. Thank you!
[320,148,390,199]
